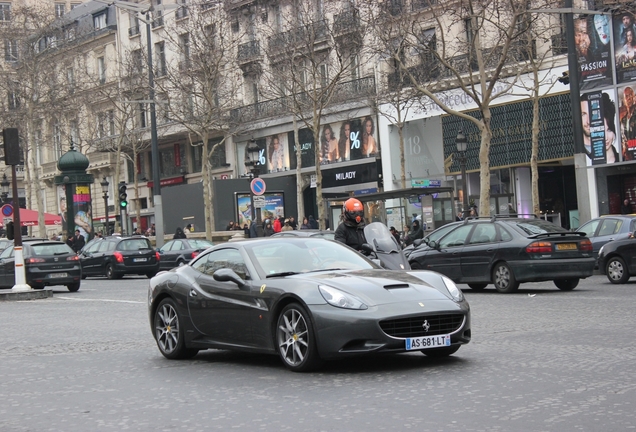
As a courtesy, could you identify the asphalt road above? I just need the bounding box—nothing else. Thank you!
[1,274,635,432]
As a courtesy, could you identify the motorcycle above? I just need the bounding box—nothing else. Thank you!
[362,222,411,271]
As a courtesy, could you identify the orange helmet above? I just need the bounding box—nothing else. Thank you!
[344,198,364,225]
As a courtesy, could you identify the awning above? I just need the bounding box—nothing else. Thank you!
[1,208,62,227]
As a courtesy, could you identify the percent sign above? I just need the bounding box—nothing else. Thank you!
[350,131,360,149]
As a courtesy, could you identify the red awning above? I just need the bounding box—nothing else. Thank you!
[1,208,62,227]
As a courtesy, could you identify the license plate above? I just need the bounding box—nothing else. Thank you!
[556,243,577,251]
[50,273,67,278]
[406,334,451,350]
[133,258,148,262]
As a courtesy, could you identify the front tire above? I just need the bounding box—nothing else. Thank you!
[492,262,519,293]
[421,345,460,357]
[66,282,80,292]
[606,256,630,284]
[468,283,487,291]
[276,303,322,372]
[154,298,198,360]
[554,278,579,290]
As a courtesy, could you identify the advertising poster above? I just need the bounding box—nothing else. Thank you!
[260,193,285,221]
[619,83,636,161]
[266,134,288,172]
[73,184,93,241]
[240,138,267,176]
[236,193,252,227]
[613,10,636,84]
[575,14,614,90]
[57,185,68,233]
[287,128,316,170]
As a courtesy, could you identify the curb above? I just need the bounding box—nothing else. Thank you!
[0,289,54,302]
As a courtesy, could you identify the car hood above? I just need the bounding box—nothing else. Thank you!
[291,269,456,306]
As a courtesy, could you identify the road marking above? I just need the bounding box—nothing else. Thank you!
[55,297,144,304]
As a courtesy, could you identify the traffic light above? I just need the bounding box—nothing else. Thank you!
[557,71,570,85]
[118,182,128,209]
[6,221,14,240]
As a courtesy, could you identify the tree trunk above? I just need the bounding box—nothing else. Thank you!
[478,110,493,217]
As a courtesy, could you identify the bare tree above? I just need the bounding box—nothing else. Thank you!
[262,0,372,229]
[367,0,535,217]
[153,3,245,238]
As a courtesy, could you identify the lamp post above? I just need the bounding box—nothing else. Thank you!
[0,174,9,203]
[100,177,109,235]
[456,131,469,218]
[245,139,261,223]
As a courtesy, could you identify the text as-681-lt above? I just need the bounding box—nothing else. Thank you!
[406,334,452,350]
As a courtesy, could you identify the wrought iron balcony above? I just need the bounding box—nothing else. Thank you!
[175,6,189,20]
[237,40,261,64]
[268,20,329,54]
[330,76,376,104]
[333,10,359,35]
[412,0,438,10]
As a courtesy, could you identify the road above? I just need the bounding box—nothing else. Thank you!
[1,275,635,432]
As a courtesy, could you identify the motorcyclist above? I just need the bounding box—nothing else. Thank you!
[335,198,367,252]
[404,219,424,246]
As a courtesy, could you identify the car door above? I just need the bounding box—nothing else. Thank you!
[460,223,499,282]
[187,248,256,346]
[594,218,624,252]
[79,241,102,274]
[425,224,473,281]
[0,246,14,287]
[158,240,177,269]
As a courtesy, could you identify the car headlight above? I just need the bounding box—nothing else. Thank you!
[319,285,368,310]
[441,276,464,302]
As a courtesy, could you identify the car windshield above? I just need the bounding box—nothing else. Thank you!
[190,240,213,249]
[514,220,569,236]
[118,239,152,251]
[247,239,376,277]
[31,243,74,256]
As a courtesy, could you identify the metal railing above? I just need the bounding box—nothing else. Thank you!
[237,40,261,63]
[268,20,328,53]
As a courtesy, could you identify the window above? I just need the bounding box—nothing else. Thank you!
[155,41,166,76]
[8,89,19,110]
[468,224,497,244]
[97,57,106,84]
[53,122,62,158]
[320,64,328,87]
[273,5,282,32]
[421,29,437,63]
[70,120,79,147]
[176,0,188,19]
[350,54,359,80]
[107,110,115,135]
[67,68,75,92]
[35,128,43,165]
[209,139,227,169]
[97,112,106,138]
[129,13,140,36]
[578,220,600,238]
[152,0,164,28]
[139,103,147,128]
[439,225,472,248]
[4,40,18,62]
[131,49,144,71]
[231,16,239,33]
[55,3,65,18]
[94,13,107,30]
[0,3,10,22]
[193,248,249,280]
[179,33,190,69]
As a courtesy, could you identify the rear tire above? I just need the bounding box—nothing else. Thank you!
[468,283,487,291]
[106,263,117,280]
[67,282,80,292]
[154,298,199,360]
[492,262,519,293]
[553,278,579,291]
[421,345,460,357]
[606,257,630,284]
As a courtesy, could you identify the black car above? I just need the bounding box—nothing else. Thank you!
[408,217,595,293]
[149,237,470,371]
[597,237,636,284]
[79,236,160,279]
[0,239,81,291]
[576,215,636,259]
[158,239,213,270]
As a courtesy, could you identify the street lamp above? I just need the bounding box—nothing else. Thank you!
[0,174,9,203]
[100,177,109,235]
[245,139,261,222]
[456,131,469,218]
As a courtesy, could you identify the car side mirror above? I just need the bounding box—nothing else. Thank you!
[213,268,247,289]
[413,239,423,247]
[428,240,439,250]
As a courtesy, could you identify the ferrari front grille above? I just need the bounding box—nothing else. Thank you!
[379,314,465,338]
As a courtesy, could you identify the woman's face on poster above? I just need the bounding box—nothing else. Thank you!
[344,123,351,139]
[324,128,332,140]
[627,29,634,44]
[272,137,280,149]
[365,120,372,134]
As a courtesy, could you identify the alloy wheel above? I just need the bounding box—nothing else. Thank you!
[156,302,180,355]
[277,308,309,367]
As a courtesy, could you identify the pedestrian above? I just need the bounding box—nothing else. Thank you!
[243,223,250,238]
[300,217,310,229]
[273,217,282,233]
[281,219,293,231]
[389,226,400,244]
[404,220,424,246]
[469,206,479,218]
[173,227,187,239]
[226,221,235,230]
[150,223,156,236]
[288,216,297,230]
[621,198,631,214]
[263,220,274,237]
[71,229,85,253]
[308,215,318,229]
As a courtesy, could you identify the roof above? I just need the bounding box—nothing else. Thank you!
[327,187,454,202]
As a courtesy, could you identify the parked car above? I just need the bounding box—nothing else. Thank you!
[271,230,335,240]
[79,235,160,279]
[0,239,81,291]
[597,237,636,284]
[148,237,471,371]
[158,239,213,270]
[576,215,636,258]
[407,217,595,293]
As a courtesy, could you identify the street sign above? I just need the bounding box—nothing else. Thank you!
[411,179,442,188]
[250,178,266,196]
[253,196,266,208]
[1,204,13,217]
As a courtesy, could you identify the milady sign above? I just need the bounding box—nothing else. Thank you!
[322,161,379,189]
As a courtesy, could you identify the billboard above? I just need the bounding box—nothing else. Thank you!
[613,10,636,84]
[575,13,614,90]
